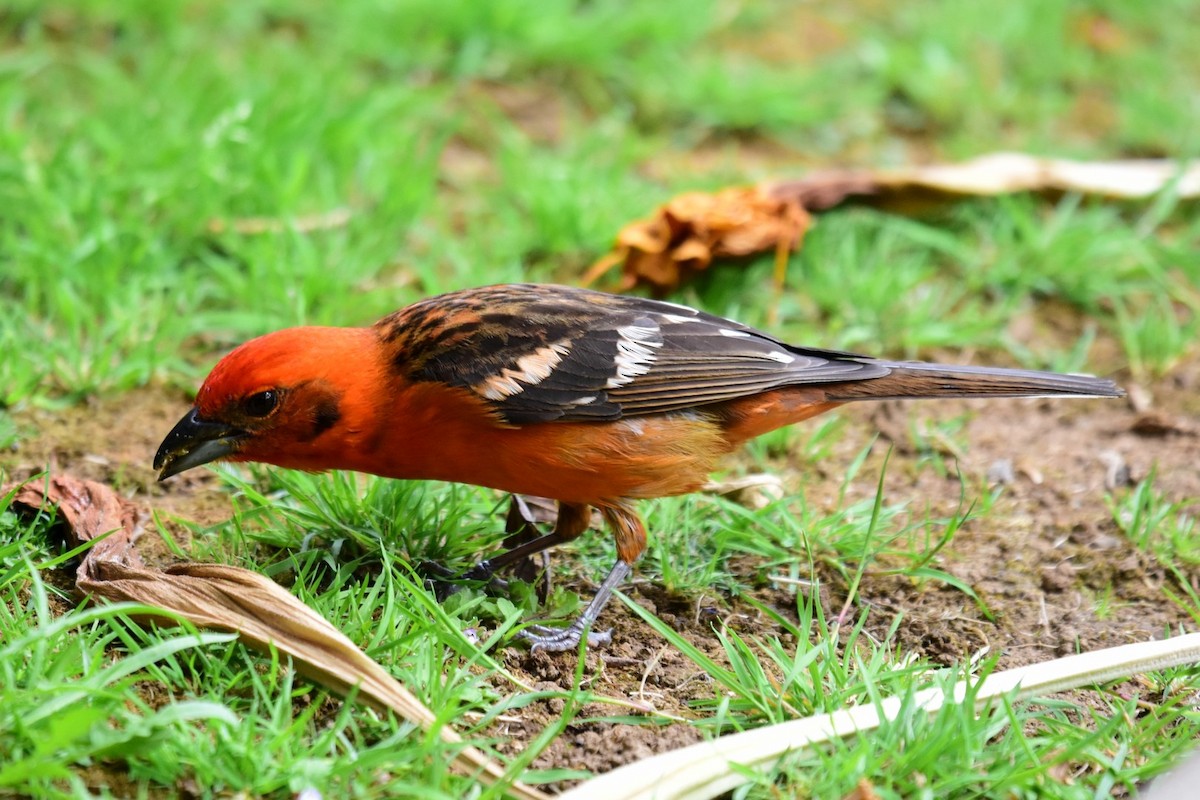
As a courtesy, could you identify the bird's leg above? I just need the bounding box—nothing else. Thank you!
[423,500,591,600]
[520,505,645,652]
[464,500,591,580]
[520,560,632,651]
[493,494,558,597]
[503,493,557,547]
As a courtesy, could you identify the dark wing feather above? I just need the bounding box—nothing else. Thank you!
[376,284,889,424]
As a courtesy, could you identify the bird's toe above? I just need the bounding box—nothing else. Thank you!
[519,621,612,652]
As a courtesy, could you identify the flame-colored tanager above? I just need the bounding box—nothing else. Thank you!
[155,284,1123,650]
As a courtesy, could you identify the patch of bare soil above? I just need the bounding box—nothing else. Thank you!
[5,353,1198,786]
[854,392,1196,667]
[5,388,236,543]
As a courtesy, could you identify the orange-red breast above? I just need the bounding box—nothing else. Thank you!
[155,284,1123,650]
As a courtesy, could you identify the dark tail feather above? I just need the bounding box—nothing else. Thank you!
[825,361,1125,402]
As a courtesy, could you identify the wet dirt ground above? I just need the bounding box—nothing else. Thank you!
[6,349,1198,788]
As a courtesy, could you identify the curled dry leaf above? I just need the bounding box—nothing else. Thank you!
[591,154,1199,294]
[8,474,546,800]
[12,474,148,548]
[583,185,811,295]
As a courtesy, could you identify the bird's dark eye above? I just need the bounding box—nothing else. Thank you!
[242,390,279,418]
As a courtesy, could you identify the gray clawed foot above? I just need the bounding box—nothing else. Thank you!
[519,621,613,652]
[517,558,631,652]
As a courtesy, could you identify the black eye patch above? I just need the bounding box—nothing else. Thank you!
[311,397,341,437]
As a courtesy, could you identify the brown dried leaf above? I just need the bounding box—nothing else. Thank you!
[13,475,147,549]
[592,154,1199,294]
[583,185,810,295]
[8,475,546,800]
[771,153,1200,213]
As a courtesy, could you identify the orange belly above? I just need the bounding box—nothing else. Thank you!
[403,412,730,504]
[356,382,841,506]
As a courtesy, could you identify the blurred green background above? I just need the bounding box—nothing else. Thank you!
[1,0,1196,411]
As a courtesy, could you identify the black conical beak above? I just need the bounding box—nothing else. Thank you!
[154,408,246,480]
